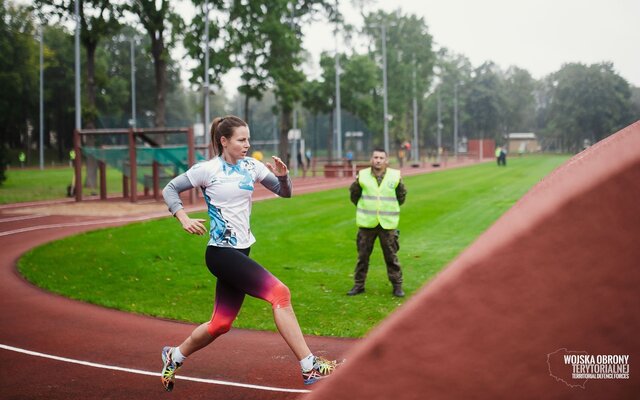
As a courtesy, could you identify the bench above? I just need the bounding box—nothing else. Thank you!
[323,163,369,178]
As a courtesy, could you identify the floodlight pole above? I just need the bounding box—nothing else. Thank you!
[204,0,211,158]
[334,0,342,161]
[74,0,81,130]
[39,25,44,170]
[453,83,459,158]
[437,89,442,164]
[130,38,136,128]
[412,55,418,163]
[381,24,389,154]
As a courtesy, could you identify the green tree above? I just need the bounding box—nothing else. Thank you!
[260,0,334,159]
[127,0,185,128]
[41,24,75,161]
[35,0,122,188]
[362,10,435,149]
[99,26,189,128]
[0,2,38,154]
[503,66,537,133]
[544,62,634,152]
[303,51,377,160]
[183,0,231,128]
[464,62,506,142]
[34,0,122,130]
[422,49,473,152]
[227,0,270,124]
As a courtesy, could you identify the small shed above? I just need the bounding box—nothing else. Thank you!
[507,132,540,154]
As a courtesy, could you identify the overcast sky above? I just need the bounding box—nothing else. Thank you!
[301,0,640,86]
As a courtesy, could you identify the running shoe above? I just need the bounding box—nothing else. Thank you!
[302,356,339,385]
[161,346,182,392]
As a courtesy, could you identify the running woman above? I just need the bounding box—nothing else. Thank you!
[160,115,338,391]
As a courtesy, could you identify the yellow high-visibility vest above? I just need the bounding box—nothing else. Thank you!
[356,167,401,229]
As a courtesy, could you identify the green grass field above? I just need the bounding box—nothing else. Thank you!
[0,166,136,204]
[17,155,569,337]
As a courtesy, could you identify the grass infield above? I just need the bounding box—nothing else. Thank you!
[0,166,138,204]
[18,155,568,337]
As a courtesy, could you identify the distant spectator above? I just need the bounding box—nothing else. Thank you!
[346,150,354,167]
[305,149,312,170]
[251,150,263,161]
[297,151,305,176]
[497,146,507,166]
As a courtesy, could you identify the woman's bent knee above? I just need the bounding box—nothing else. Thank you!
[270,282,291,309]
[207,320,232,338]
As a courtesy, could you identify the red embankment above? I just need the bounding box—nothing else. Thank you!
[307,121,640,399]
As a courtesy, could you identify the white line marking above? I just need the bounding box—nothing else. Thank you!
[0,214,164,237]
[0,343,310,394]
[0,214,47,223]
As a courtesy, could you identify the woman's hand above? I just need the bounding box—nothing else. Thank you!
[175,210,207,235]
[266,156,289,177]
[181,217,207,235]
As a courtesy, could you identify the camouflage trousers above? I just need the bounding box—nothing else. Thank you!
[353,225,403,288]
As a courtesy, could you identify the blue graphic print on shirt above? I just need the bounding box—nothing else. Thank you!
[203,191,238,247]
[223,159,255,191]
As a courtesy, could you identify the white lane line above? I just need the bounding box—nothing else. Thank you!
[0,214,47,223]
[0,344,310,394]
[0,214,164,237]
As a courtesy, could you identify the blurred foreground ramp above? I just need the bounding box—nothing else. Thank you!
[307,121,640,400]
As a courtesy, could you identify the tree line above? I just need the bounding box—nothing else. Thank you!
[2,0,639,174]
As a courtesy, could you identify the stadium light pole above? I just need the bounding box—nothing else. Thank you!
[412,54,419,164]
[38,25,44,170]
[437,89,442,164]
[381,24,390,154]
[74,0,81,130]
[130,38,136,128]
[203,0,211,158]
[453,82,458,159]
[334,9,342,161]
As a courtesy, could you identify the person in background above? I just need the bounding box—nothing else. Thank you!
[347,148,407,297]
[305,149,312,170]
[346,150,354,168]
[69,149,76,167]
[251,149,263,161]
[499,146,507,166]
[160,115,338,392]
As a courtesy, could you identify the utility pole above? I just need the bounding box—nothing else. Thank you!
[130,38,136,128]
[453,83,458,159]
[74,0,81,130]
[437,89,442,164]
[334,13,342,161]
[203,0,211,158]
[412,55,418,163]
[39,25,44,170]
[335,30,342,160]
[381,24,389,154]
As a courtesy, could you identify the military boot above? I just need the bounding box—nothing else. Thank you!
[392,284,405,297]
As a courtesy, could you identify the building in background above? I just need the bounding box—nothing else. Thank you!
[507,133,540,154]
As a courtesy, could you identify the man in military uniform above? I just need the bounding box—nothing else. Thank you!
[348,148,407,297]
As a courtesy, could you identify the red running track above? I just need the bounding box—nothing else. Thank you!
[0,161,475,399]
